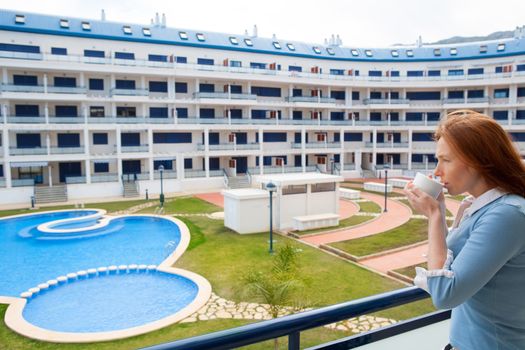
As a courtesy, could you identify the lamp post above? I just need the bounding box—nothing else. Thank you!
[266,181,277,254]
[330,157,335,175]
[158,165,165,208]
[383,163,390,212]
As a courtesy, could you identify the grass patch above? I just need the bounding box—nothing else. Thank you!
[397,199,453,217]
[448,194,467,202]
[329,219,428,257]
[177,216,206,250]
[137,197,221,215]
[393,263,428,280]
[291,215,374,236]
[358,201,381,214]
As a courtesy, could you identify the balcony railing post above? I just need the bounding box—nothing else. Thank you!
[288,332,300,350]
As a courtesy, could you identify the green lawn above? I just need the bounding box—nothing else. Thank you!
[358,201,381,213]
[329,219,429,257]
[397,198,453,217]
[137,196,221,215]
[393,263,428,280]
[0,198,436,349]
[341,184,400,198]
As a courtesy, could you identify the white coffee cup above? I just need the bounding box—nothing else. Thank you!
[413,172,443,199]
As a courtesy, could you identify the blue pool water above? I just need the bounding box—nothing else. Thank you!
[23,271,198,332]
[0,210,199,333]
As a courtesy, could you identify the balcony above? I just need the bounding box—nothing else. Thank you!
[47,86,87,94]
[363,98,410,105]
[6,116,46,124]
[411,162,437,170]
[177,117,229,125]
[291,142,341,149]
[11,178,35,187]
[375,142,410,148]
[0,178,5,187]
[49,146,85,154]
[184,169,207,178]
[91,174,119,183]
[286,96,336,104]
[48,116,85,124]
[65,176,86,184]
[121,145,149,153]
[1,84,45,93]
[110,88,149,96]
[197,143,260,151]
[154,170,177,179]
[10,147,47,156]
[466,97,489,104]
[343,164,356,170]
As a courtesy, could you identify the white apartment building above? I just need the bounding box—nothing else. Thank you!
[1,9,524,205]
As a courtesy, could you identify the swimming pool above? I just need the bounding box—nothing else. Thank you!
[0,210,211,342]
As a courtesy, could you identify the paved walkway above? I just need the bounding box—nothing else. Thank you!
[302,192,411,246]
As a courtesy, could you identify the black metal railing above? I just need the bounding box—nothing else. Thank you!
[142,286,436,350]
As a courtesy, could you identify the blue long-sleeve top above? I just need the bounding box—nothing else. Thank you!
[415,190,525,350]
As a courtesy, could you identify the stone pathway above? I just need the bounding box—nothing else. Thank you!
[181,293,397,333]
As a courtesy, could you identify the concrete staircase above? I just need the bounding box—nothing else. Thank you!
[227,175,251,189]
[34,185,68,204]
[123,181,140,198]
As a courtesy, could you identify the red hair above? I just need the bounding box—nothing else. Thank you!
[435,110,525,197]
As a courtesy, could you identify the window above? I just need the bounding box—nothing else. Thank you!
[364,50,373,57]
[199,83,214,92]
[263,132,287,142]
[244,38,253,46]
[54,77,76,87]
[479,45,488,53]
[84,49,104,58]
[175,82,188,93]
[312,46,322,54]
[51,47,67,55]
[15,14,25,24]
[179,31,188,40]
[59,19,69,28]
[287,43,295,51]
[467,68,484,75]
[311,182,335,193]
[272,42,281,49]
[93,133,108,145]
[230,60,242,67]
[90,106,105,117]
[433,48,441,56]
[154,160,173,170]
[148,54,167,62]
[122,26,132,34]
[55,106,78,117]
[493,110,508,120]
[150,107,168,118]
[251,86,281,97]
[149,81,168,92]
[197,58,214,65]
[497,43,505,51]
[326,47,335,55]
[176,56,187,63]
[115,79,135,89]
[450,48,457,55]
[142,28,151,36]
[200,108,215,118]
[494,88,509,98]
[428,70,441,76]
[0,43,40,54]
[94,162,109,173]
[448,90,464,99]
[282,185,307,195]
[391,50,399,57]
[121,133,140,146]
[406,91,441,100]
[412,133,434,142]
[17,133,41,148]
[153,132,192,143]
[369,70,382,77]
[250,62,266,69]
[89,79,104,91]
[407,70,424,77]
[351,49,359,56]
[467,89,484,98]
[15,105,39,117]
[13,75,37,86]
[196,33,205,41]
[116,107,136,117]
[289,65,302,72]
[330,90,345,100]
[81,21,91,31]
[229,37,239,45]
[184,159,193,169]
[330,69,344,75]
[406,49,414,57]
[517,64,525,72]
[448,69,464,76]
[176,108,188,118]
[115,52,135,60]
[390,71,400,77]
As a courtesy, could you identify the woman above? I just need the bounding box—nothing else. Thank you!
[404,110,525,350]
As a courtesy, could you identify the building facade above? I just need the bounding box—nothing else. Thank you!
[1,9,525,205]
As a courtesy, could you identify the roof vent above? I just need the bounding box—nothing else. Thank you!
[101,9,106,21]
[161,13,166,28]
[252,24,258,38]
[416,35,423,48]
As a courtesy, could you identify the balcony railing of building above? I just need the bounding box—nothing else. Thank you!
[343,164,356,170]
[110,88,149,96]
[11,178,35,187]
[65,176,86,184]
[91,174,119,183]
[9,147,48,156]
[285,96,337,104]
[49,146,85,154]
[373,142,410,148]
[291,142,341,149]
[197,143,260,151]
[120,145,149,153]
[47,86,87,94]
[193,92,257,100]
[363,98,410,105]
[142,286,448,350]
[184,169,207,178]
[411,162,438,170]
[0,178,5,187]
[154,170,177,179]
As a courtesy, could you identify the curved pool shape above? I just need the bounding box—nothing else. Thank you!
[0,210,211,342]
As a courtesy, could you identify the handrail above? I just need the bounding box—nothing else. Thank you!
[222,168,229,187]
[246,169,252,185]
[142,286,429,350]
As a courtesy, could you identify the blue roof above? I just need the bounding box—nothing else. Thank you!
[2,8,525,62]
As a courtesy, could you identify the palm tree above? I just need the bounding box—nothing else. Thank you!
[243,244,308,349]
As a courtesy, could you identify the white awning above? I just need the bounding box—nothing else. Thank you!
[10,161,48,168]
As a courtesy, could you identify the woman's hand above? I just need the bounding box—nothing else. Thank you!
[404,182,445,219]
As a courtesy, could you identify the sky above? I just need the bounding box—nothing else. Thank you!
[2,0,525,47]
